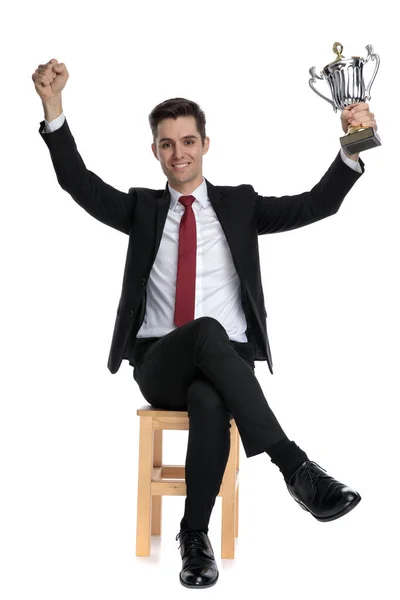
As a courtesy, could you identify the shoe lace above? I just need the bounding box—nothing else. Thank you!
[299,462,330,489]
[175,530,205,552]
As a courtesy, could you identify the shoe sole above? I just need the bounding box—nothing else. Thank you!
[179,571,219,588]
[290,491,362,522]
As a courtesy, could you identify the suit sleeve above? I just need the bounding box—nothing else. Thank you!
[38,116,136,235]
[253,150,365,235]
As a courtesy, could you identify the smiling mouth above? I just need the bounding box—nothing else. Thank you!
[172,162,191,170]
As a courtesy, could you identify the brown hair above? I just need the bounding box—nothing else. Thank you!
[148,97,206,146]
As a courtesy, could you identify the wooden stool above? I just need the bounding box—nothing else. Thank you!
[136,404,241,559]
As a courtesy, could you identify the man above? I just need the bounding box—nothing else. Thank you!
[33,58,377,589]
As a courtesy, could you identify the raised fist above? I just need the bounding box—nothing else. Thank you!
[32,59,69,102]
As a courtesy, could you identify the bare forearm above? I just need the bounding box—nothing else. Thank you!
[343,148,360,162]
[42,96,63,122]
[348,152,359,161]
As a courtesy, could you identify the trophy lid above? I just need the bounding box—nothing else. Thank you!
[323,42,361,69]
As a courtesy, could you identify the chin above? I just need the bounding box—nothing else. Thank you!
[173,172,194,181]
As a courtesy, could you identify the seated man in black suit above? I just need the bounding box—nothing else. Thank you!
[34,58,377,589]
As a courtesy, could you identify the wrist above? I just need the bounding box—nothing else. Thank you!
[42,97,63,122]
[342,147,360,162]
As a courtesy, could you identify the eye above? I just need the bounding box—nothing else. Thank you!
[161,140,195,149]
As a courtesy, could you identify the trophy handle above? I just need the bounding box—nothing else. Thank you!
[363,45,380,101]
[308,66,338,112]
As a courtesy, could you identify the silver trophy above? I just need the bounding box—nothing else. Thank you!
[309,42,381,154]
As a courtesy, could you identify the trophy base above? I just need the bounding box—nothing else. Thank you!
[340,127,382,154]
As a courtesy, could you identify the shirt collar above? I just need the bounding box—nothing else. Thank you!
[168,177,209,211]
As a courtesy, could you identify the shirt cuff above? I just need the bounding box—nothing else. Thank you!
[44,111,66,133]
[340,147,363,173]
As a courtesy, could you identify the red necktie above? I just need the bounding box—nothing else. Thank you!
[174,194,197,327]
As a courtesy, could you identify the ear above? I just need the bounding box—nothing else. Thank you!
[202,136,210,155]
[151,142,159,160]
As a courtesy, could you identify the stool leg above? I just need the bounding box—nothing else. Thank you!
[235,425,239,538]
[221,420,237,559]
[136,415,153,556]
[151,429,162,536]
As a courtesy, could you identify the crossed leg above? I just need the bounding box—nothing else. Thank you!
[132,317,293,530]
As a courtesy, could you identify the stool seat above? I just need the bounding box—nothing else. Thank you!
[136,404,241,559]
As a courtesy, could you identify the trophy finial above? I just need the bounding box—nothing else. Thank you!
[332,42,344,61]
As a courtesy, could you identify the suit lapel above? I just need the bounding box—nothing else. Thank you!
[154,182,171,256]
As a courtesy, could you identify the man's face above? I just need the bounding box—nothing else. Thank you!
[152,116,210,194]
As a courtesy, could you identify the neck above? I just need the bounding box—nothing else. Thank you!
[169,175,204,195]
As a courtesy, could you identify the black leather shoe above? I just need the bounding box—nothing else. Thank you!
[175,529,219,588]
[285,460,361,522]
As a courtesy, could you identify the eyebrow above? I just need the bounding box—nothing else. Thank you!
[158,135,198,143]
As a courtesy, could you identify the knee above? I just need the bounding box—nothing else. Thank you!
[188,397,232,426]
[194,316,226,336]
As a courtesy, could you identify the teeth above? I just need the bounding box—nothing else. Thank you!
[174,163,189,169]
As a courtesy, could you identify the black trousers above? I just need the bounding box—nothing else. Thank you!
[131,316,290,531]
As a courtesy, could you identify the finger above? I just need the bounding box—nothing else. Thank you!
[365,120,377,129]
[40,74,52,87]
[351,118,377,130]
[349,106,372,117]
[344,102,363,112]
[350,111,372,122]
[342,107,354,121]
[350,111,375,124]
[345,104,358,111]
[37,67,55,80]
[350,102,370,115]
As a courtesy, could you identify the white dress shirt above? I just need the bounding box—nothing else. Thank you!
[43,112,363,343]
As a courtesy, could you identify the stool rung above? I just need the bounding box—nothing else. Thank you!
[152,481,187,496]
[158,465,185,479]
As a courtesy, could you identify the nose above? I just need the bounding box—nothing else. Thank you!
[172,143,186,161]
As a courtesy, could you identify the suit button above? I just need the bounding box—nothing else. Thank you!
[129,310,135,318]
[141,277,147,285]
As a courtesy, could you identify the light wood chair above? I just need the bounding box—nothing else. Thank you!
[136,404,241,559]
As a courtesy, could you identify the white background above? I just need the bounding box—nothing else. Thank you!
[1,0,398,597]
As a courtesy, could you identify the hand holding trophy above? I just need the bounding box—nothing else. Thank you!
[309,42,381,155]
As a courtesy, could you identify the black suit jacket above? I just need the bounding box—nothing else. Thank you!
[39,117,365,375]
